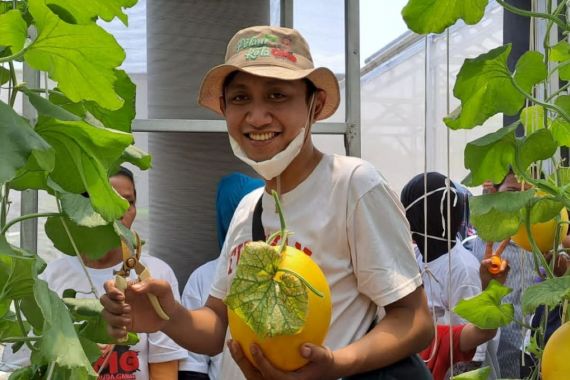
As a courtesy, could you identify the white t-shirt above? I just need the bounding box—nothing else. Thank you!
[180,258,221,379]
[210,154,423,380]
[1,255,187,380]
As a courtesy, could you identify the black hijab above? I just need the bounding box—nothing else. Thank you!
[400,172,464,263]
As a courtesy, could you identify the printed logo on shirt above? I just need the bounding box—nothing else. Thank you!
[227,237,313,275]
[93,345,140,380]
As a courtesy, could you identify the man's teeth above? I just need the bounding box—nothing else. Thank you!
[249,132,276,141]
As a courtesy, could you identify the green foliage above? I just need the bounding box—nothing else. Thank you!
[401,1,570,376]
[225,241,308,338]
[453,280,514,329]
[522,276,570,315]
[0,0,146,376]
[401,0,488,34]
[444,46,546,130]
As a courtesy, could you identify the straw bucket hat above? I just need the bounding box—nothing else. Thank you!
[198,25,340,120]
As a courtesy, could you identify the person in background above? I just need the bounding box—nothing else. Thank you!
[0,167,187,379]
[400,172,491,371]
[179,172,263,380]
[101,25,434,380]
[471,170,536,379]
[420,241,510,380]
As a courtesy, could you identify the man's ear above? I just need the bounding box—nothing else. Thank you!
[219,96,226,115]
[312,90,327,119]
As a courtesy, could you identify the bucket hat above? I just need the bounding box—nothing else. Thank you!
[198,25,340,120]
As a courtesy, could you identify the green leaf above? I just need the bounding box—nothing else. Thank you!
[20,295,44,333]
[32,279,97,377]
[0,9,27,54]
[46,0,137,26]
[451,366,491,380]
[401,0,488,34]
[0,100,54,185]
[64,298,139,345]
[83,70,136,132]
[469,190,534,241]
[444,46,546,130]
[550,95,570,147]
[453,280,514,329]
[516,129,558,172]
[25,0,126,110]
[44,216,120,259]
[48,70,136,132]
[7,367,35,380]
[550,41,570,80]
[21,89,81,121]
[9,152,51,191]
[0,311,28,339]
[463,124,517,186]
[0,66,10,86]
[48,178,108,227]
[225,241,308,338]
[529,197,564,224]
[0,235,43,300]
[35,117,132,221]
[116,145,152,171]
[520,105,546,134]
[553,167,570,187]
[522,276,570,314]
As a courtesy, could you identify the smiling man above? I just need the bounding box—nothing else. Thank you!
[101,26,433,380]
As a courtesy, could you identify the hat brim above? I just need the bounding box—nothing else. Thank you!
[198,64,340,121]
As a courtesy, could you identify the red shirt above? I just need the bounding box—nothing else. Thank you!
[420,325,476,380]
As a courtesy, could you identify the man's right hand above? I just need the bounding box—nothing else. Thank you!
[100,278,179,339]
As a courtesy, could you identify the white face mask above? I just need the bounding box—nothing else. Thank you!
[228,94,315,181]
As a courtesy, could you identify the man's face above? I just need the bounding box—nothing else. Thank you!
[498,173,532,192]
[110,175,136,229]
[222,72,312,162]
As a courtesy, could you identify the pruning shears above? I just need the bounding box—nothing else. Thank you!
[114,231,170,321]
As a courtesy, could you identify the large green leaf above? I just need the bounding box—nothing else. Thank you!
[49,70,137,133]
[20,295,44,333]
[463,124,517,187]
[225,242,308,338]
[25,0,126,110]
[35,117,132,221]
[522,276,570,314]
[0,311,28,340]
[0,66,10,86]
[44,216,120,259]
[0,100,54,185]
[0,9,26,54]
[516,129,558,172]
[453,280,514,329]
[550,41,570,80]
[47,0,137,26]
[444,46,547,130]
[401,0,488,34]
[48,179,107,227]
[469,190,534,241]
[31,279,97,377]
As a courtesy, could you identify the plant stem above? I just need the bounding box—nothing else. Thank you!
[0,212,61,235]
[0,183,9,230]
[271,190,288,255]
[510,76,570,123]
[524,205,555,278]
[277,268,324,298]
[46,361,55,380]
[57,200,99,298]
[0,336,40,343]
[14,300,35,351]
[0,44,32,65]
[8,61,18,107]
[497,0,568,31]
